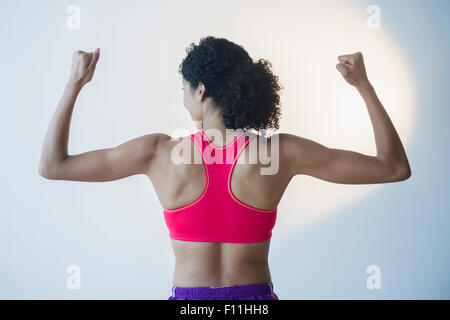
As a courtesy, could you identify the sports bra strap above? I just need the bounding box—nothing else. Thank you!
[191,130,255,166]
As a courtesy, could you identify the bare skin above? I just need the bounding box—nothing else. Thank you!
[39,49,411,288]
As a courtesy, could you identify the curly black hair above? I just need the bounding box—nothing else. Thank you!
[178,36,284,131]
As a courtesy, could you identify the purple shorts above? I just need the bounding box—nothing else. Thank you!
[168,282,279,300]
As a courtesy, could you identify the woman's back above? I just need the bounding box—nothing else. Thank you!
[146,130,292,287]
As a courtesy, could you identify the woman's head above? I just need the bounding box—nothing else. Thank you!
[179,36,283,131]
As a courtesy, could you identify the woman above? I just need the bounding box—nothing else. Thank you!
[39,36,411,300]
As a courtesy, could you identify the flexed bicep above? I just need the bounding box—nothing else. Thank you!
[40,133,170,182]
[280,133,410,184]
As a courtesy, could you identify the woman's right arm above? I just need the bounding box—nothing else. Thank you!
[280,52,411,184]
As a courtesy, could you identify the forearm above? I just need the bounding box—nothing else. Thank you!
[39,81,82,174]
[356,82,410,172]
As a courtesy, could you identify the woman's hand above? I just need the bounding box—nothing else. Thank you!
[68,48,100,88]
[336,52,370,88]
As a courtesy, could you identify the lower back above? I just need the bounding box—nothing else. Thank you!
[170,239,272,287]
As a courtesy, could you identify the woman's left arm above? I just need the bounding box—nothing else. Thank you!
[38,49,170,181]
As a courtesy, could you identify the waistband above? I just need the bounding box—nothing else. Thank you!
[171,282,275,298]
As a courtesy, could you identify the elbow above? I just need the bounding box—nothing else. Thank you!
[39,156,69,180]
[38,162,56,180]
[393,164,412,182]
[38,166,51,179]
[380,155,411,182]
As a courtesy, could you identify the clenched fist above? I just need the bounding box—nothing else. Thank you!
[336,52,369,88]
[68,48,100,88]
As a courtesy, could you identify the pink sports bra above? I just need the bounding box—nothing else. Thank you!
[163,130,277,243]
